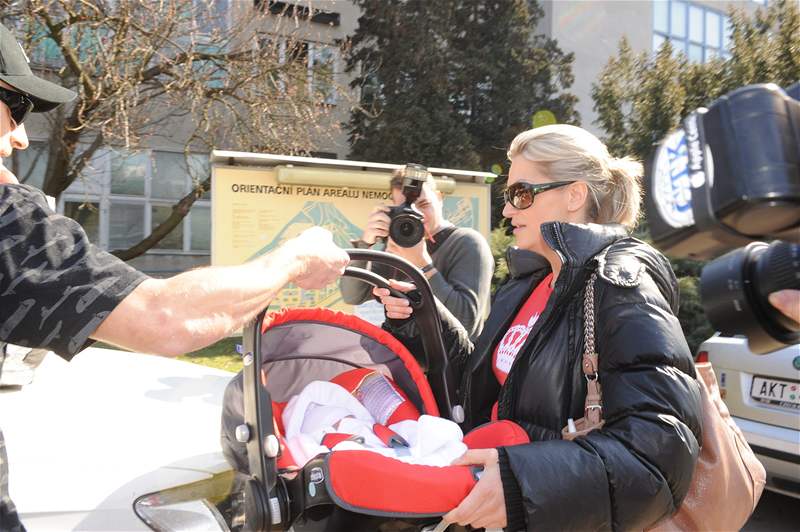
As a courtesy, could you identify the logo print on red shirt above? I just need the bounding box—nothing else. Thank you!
[495,312,540,374]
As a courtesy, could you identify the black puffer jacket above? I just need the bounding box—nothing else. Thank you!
[384,222,702,531]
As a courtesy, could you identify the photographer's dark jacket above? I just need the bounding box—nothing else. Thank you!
[384,222,703,531]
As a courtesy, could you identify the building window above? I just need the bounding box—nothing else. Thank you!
[190,206,211,251]
[254,1,341,27]
[311,44,338,104]
[9,140,48,188]
[262,36,340,104]
[152,151,189,200]
[109,201,146,250]
[63,201,100,243]
[188,153,211,200]
[192,0,230,37]
[151,205,184,250]
[54,149,211,254]
[111,150,147,196]
[653,0,731,62]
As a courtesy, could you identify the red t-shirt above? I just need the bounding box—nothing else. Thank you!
[492,273,554,385]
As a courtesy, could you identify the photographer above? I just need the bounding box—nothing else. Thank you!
[340,168,493,340]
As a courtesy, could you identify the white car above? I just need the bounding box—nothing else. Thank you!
[701,335,800,499]
[0,347,242,531]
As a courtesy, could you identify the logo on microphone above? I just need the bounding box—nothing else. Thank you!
[653,129,695,228]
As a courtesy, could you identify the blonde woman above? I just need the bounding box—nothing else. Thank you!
[375,125,702,530]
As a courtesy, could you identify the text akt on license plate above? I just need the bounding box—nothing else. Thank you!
[750,376,800,410]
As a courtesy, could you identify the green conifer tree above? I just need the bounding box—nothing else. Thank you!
[346,0,578,179]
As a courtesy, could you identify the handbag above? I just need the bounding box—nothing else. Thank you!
[562,272,766,530]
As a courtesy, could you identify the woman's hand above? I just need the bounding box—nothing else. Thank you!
[443,449,507,530]
[372,279,416,320]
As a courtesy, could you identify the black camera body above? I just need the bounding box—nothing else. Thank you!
[387,163,428,248]
[646,83,800,354]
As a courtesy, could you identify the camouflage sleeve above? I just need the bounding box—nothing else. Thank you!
[0,185,148,360]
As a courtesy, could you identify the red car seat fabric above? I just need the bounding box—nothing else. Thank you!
[261,308,439,417]
[324,450,478,517]
[463,420,531,449]
[232,309,533,518]
[321,419,530,517]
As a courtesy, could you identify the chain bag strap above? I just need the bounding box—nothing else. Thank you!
[561,271,605,440]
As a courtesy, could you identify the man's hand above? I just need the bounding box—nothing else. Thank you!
[361,205,392,245]
[769,289,800,324]
[278,227,349,289]
[386,236,432,269]
[444,449,507,530]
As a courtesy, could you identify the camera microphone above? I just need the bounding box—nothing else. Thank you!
[645,82,800,353]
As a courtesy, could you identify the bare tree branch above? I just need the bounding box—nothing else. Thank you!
[3,0,352,258]
[111,176,209,261]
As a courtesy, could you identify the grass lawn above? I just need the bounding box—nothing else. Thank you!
[93,338,243,373]
[179,337,243,373]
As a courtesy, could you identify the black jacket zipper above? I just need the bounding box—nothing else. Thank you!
[499,223,598,421]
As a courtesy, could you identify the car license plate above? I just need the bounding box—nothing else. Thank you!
[750,376,800,410]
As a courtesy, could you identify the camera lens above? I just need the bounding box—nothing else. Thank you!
[700,241,800,354]
[389,211,425,248]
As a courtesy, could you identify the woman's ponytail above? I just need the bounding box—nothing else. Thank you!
[605,156,643,229]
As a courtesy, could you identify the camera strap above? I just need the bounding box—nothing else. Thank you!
[426,226,458,255]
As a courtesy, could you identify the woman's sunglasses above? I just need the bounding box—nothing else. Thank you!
[502,180,576,210]
[0,87,34,127]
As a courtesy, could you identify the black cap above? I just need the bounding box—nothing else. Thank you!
[0,22,76,112]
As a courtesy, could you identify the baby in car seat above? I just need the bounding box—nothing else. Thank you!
[281,368,467,468]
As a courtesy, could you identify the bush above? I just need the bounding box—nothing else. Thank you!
[489,222,514,294]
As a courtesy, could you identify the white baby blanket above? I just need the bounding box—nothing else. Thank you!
[281,380,467,467]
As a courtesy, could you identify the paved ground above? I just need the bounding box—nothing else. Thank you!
[742,490,800,531]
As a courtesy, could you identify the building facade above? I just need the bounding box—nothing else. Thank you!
[536,0,764,135]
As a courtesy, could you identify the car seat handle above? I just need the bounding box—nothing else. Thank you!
[241,308,289,531]
[345,249,457,422]
[344,266,412,302]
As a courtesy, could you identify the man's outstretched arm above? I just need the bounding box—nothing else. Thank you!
[93,227,348,356]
